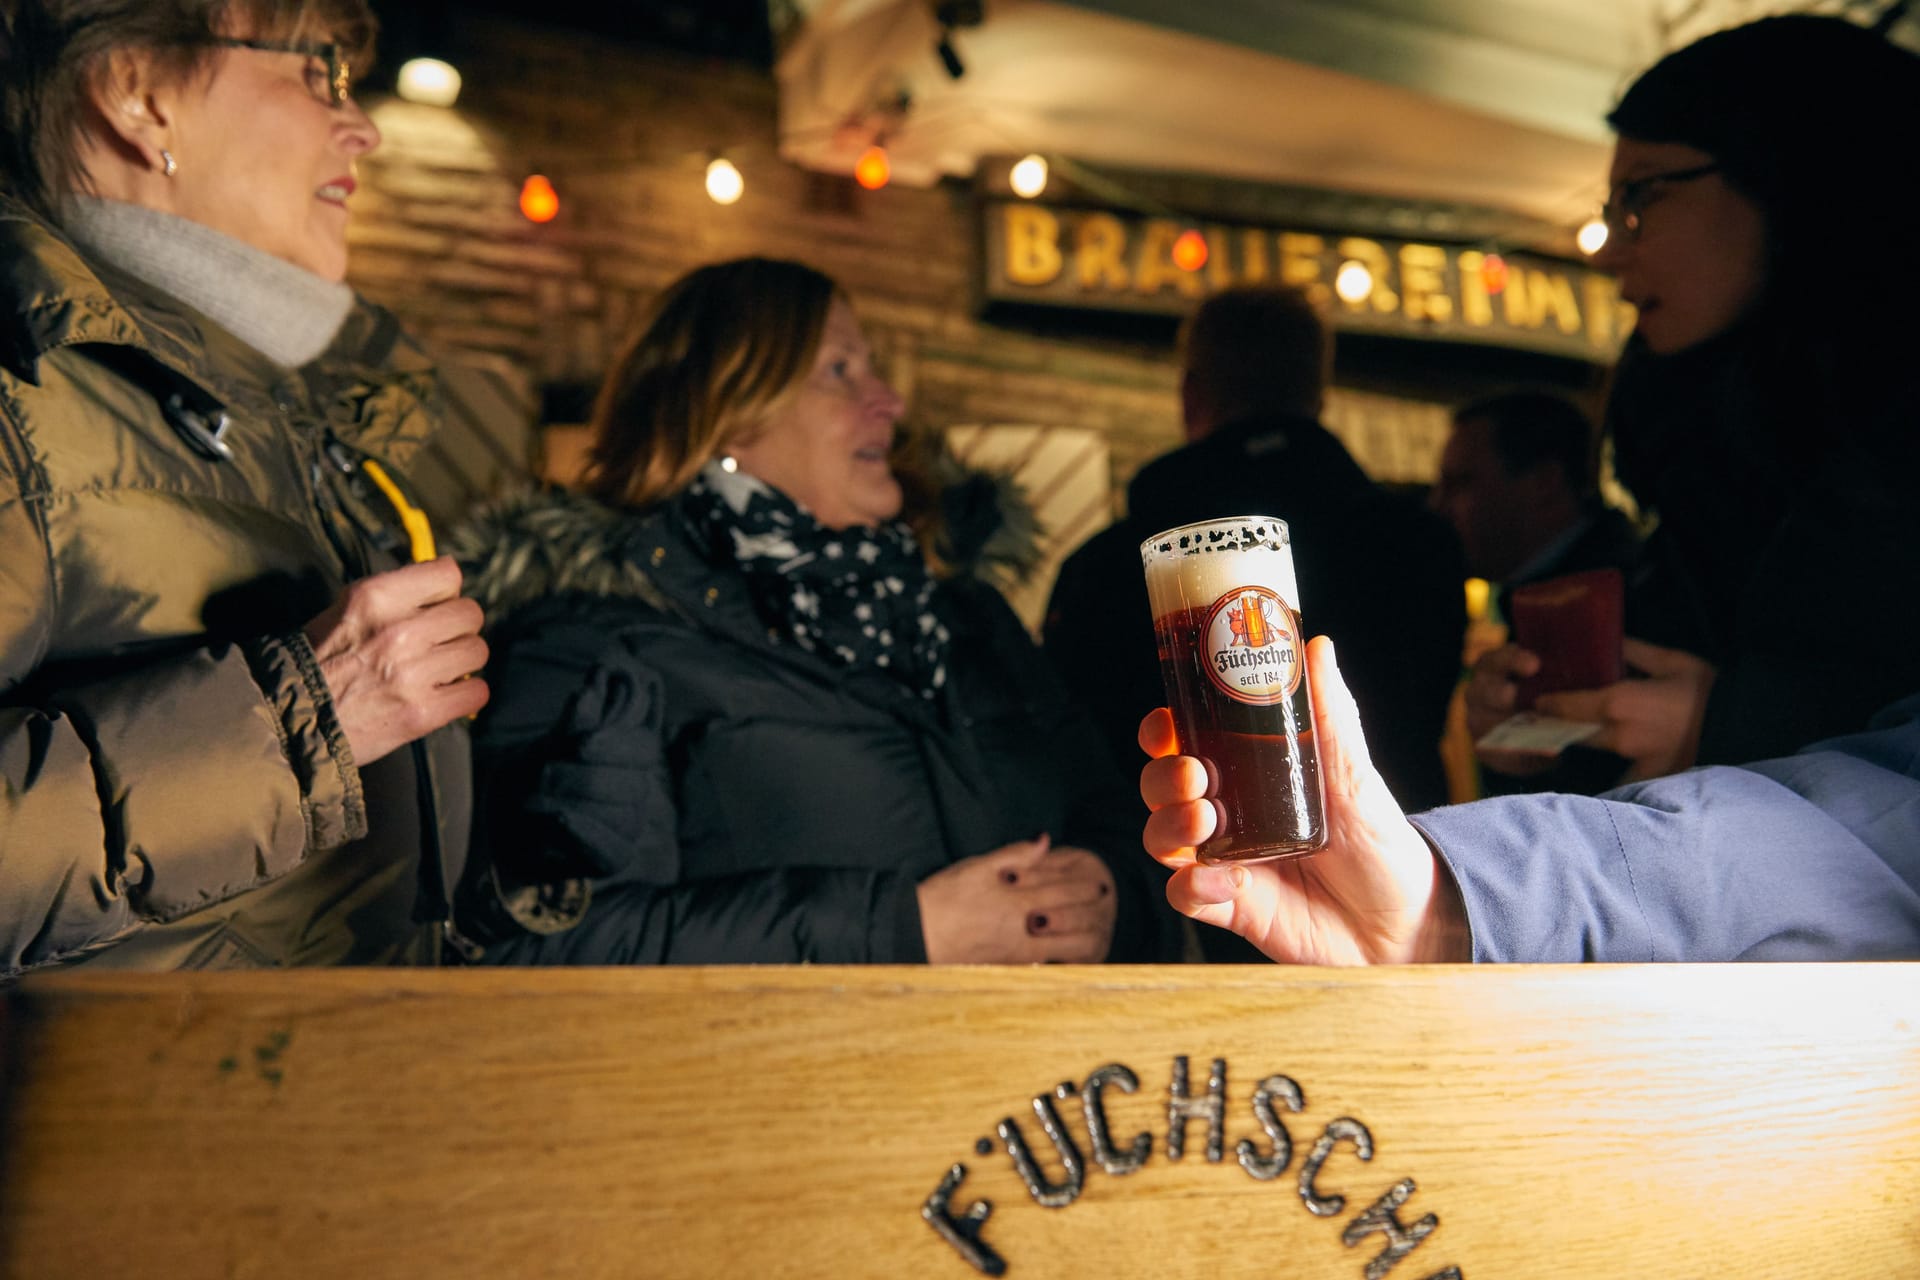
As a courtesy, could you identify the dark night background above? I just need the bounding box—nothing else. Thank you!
[370,0,777,77]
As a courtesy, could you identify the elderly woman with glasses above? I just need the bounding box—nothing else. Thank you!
[1462,15,1920,790]
[1136,16,1920,969]
[0,0,489,976]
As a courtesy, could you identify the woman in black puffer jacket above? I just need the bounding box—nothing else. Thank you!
[453,257,1180,965]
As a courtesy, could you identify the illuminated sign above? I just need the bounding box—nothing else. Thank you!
[981,200,1633,363]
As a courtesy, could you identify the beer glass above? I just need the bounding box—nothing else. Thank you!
[1139,515,1326,863]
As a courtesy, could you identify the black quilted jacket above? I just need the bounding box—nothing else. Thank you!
[452,489,1181,965]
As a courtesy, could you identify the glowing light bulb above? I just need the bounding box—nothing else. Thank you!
[1010,154,1048,199]
[1464,577,1491,621]
[1577,217,1609,255]
[395,57,461,107]
[1334,259,1373,304]
[854,145,890,190]
[1171,229,1208,273]
[1480,253,1509,295]
[705,157,744,206]
[519,174,559,224]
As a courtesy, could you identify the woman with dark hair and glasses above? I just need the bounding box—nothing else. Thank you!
[1137,17,1920,968]
[1465,15,1920,789]
[0,0,488,976]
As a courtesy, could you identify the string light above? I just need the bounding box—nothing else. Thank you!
[705,157,744,205]
[1576,217,1609,255]
[1171,229,1208,272]
[854,145,891,190]
[1480,253,1509,295]
[1464,577,1491,622]
[1010,154,1048,199]
[1334,259,1373,304]
[519,174,559,223]
[395,57,461,107]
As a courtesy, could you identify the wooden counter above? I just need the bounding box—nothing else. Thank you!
[3,964,1916,1278]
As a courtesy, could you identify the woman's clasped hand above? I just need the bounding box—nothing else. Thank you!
[916,835,1117,964]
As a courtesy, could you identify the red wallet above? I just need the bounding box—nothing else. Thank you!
[1508,568,1624,710]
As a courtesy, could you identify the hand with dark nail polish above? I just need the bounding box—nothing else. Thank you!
[916,832,1115,963]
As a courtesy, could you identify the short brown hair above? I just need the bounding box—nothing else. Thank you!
[1179,285,1330,421]
[584,257,843,510]
[1452,389,1599,495]
[0,0,376,215]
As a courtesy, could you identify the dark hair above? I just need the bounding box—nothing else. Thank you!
[1179,285,1329,420]
[1607,17,1920,393]
[1608,15,1920,292]
[1602,16,1920,517]
[1453,390,1598,495]
[585,257,843,510]
[0,0,377,216]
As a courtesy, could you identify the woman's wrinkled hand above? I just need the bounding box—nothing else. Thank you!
[1533,637,1716,782]
[917,835,1116,963]
[303,556,491,766]
[1138,635,1469,966]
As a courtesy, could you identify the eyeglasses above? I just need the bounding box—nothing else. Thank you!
[1599,163,1721,243]
[213,37,352,106]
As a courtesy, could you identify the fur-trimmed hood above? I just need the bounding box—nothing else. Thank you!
[447,487,673,624]
[452,457,1047,628]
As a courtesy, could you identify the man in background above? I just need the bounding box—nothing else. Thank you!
[1431,390,1645,797]
[1429,390,1641,613]
[1045,286,1465,875]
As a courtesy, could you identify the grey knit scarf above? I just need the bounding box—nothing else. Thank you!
[59,197,355,369]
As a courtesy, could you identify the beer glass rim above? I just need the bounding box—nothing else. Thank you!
[1138,515,1290,559]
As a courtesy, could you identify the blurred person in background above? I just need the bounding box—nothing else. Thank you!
[1433,390,1643,795]
[453,257,1181,965]
[1430,390,1640,613]
[1466,15,1920,787]
[0,0,487,978]
[1046,286,1464,818]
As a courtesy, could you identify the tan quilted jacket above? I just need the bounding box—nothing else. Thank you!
[0,200,468,976]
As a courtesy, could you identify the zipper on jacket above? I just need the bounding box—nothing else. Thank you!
[301,414,466,959]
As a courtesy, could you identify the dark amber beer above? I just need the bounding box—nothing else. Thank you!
[1140,516,1326,864]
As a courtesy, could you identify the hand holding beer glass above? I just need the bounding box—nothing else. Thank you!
[1139,516,1326,864]
[1136,615,1472,966]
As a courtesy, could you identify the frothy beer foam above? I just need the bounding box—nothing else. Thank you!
[1140,516,1301,616]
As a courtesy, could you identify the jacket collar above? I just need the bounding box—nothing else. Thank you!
[456,487,788,652]
[0,202,151,381]
[454,487,962,727]
[0,196,419,393]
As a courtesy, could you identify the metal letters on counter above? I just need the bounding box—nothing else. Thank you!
[920,1055,1464,1279]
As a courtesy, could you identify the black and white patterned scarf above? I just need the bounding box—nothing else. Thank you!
[682,462,951,699]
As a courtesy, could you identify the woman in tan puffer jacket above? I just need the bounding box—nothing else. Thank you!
[0,0,487,977]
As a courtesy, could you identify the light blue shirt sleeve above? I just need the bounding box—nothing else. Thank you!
[1407,696,1920,962]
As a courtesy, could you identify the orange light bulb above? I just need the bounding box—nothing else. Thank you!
[1480,253,1509,295]
[854,145,890,191]
[519,174,559,223]
[1171,229,1208,272]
